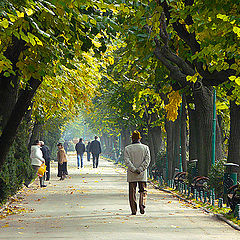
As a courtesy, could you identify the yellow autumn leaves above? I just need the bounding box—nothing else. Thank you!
[164,90,182,122]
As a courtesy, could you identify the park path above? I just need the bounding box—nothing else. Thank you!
[0,153,240,240]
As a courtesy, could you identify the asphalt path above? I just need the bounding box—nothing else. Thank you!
[0,153,239,240]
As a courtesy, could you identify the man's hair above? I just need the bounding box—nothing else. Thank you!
[57,143,63,147]
[131,130,141,141]
[34,139,40,145]
[94,136,98,140]
[79,138,83,142]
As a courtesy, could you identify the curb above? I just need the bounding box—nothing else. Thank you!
[149,181,240,231]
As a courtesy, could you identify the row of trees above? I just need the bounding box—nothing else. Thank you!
[0,0,122,201]
[0,0,239,200]
[84,0,240,179]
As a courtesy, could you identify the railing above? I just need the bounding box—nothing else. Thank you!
[149,170,240,221]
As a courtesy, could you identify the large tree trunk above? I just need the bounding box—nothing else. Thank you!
[28,120,42,152]
[0,38,26,128]
[227,101,240,177]
[181,94,187,171]
[193,82,223,176]
[0,78,42,169]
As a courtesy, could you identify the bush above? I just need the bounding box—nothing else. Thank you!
[155,150,166,176]
[0,122,33,204]
[208,158,226,198]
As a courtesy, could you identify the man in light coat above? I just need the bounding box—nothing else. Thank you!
[124,130,150,215]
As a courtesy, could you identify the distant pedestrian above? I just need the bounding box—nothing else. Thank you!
[64,140,69,154]
[124,130,150,215]
[25,140,46,188]
[40,141,51,181]
[75,138,85,168]
[57,143,68,180]
[86,141,91,162]
[89,136,101,168]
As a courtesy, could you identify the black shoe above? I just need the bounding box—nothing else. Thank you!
[131,212,136,215]
[41,185,47,187]
[46,178,49,181]
[140,206,145,214]
[24,183,29,188]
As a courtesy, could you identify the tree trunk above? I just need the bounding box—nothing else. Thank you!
[165,119,174,179]
[28,120,42,152]
[0,38,26,128]
[193,82,223,176]
[0,78,41,169]
[181,94,187,171]
[227,101,240,177]
[172,116,180,176]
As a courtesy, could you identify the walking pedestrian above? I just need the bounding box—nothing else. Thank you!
[124,130,150,215]
[57,143,68,180]
[24,140,46,188]
[75,138,85,168]
[89,136,101,168]
[86,141,91,162]
[40,141,51,181]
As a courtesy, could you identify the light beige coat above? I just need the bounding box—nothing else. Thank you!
[124,143,151,182]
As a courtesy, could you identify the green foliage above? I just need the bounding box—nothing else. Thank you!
[0,122,32,204]
[208,159,226,197]
[155,150,166,174]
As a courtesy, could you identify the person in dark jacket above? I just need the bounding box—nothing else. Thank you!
[89,136,101,168]
[86,141,91,162]
[40,141,51,181]
[75,138,85,168]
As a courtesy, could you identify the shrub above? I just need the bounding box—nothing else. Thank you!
[154,150,166,176]
[0,122,33,204]
[208,158,226,198]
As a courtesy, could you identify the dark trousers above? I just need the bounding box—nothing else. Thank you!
[87,152,91,161]
[129,181,147,214]
[92,153,99,168]
[25,165,44,187]
[45,161,50,180]
[77,153,84,168]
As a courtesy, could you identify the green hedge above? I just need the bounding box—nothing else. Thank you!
[0,122,33,204]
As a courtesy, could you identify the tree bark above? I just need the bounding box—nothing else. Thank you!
[0,38,26,128]
[181,94,187,171]
[0,78,41,169]
[193,82,223,176]
[165,119,174,179]
[28,120,42,152]
[227,101,240,177]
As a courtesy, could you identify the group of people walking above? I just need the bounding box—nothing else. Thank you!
[24,131,150,216]
[75,136,102,168]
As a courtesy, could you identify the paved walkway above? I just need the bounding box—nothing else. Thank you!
[0,153,240,239]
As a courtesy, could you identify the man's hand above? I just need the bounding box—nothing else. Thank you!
[134,169,141,174]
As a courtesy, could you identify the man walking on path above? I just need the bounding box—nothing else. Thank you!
[89,136,102,168]
[75,138,85,168]
[40,141,51,181]
[124,130,151,215]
